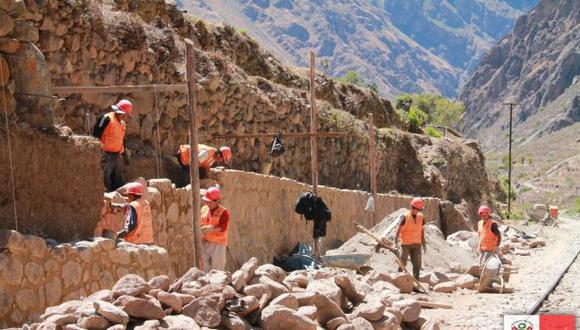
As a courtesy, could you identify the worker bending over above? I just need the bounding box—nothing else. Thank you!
[176,144,232,187]
[200,187,230,271]
[117,182,154,245]
[93,99,132,192]
[395,198,427,280]
[477,205,501,265]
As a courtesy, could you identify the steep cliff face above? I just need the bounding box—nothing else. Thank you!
[181,0,536,97]
[1,0,494,220]
[460,0,579,209]
[461,0,579,139]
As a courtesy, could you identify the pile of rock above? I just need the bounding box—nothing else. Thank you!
[26,258,442,329]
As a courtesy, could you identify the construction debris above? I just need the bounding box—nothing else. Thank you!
[26,258,446,329]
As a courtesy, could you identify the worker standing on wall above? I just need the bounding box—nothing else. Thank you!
[395,198,427,280]
[477,205,501,265]
[93,99,132,192]
[117,182,154,244]
[200,187,230,271]
[175,144,233,187]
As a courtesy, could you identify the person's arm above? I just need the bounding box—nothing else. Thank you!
[491,223,501,247]
[215,209,230,232]
[421,217,426,252]
[118,205,138,238]
[92,115,110,139]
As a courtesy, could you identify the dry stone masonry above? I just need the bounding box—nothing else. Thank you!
[0,230,172,327]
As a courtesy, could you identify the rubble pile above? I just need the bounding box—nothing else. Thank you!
[26,258,443,330]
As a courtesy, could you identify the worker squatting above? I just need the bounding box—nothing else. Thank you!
[93,99,504,277]
[93,99,232,272]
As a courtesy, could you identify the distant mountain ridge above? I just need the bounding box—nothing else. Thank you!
[179,0,537,97]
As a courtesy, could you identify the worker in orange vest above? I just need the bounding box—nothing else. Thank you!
[395,198,427,280]
[117,182,154,244]
[477,205,501,265]
[200,187,230,271]
[93,99,132,192]
[175,144,232,187]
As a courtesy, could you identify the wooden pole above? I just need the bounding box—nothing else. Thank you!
[209,131,347,139]
[310,51,320,258]
[368,113,377,224]
[185,39,203,270]
[51,84,187,94]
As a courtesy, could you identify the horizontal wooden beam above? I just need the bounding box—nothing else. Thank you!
[209,131,348,139]
[51,84,187,94]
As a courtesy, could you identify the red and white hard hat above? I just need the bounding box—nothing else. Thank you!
[112,99,133,116]
[203,187,222,202]
[478,205,491,216]
[220,146,232,164]
[126,182,145,196]
[410,197,425,210]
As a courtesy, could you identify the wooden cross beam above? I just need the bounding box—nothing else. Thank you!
[209,132,347,139]
[51,84,187,94]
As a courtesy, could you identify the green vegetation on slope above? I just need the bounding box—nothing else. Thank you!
[395,93,465,132]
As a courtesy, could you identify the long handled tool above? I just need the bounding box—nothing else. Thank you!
[354,221,428,294]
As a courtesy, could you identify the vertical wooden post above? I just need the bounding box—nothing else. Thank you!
[185,39,203,269]
[368,113,377,225]
[368,113,377,196]
[309,51,320,258]
[309,51,319,194]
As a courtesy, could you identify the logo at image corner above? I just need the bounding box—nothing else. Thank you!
[511,320,534,330]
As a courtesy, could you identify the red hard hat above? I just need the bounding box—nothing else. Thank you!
[113,99,133,116]
[126,182,145,196]
[410,198,425,210]
[203,187,222,202]
[220,146,232,164]
[478,205,491,216]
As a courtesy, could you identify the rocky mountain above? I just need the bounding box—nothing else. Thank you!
[179,0,536,97]
[460,0,579,209]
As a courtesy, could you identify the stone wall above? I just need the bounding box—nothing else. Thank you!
[0,126,103,242]
[0,230,172,328]
[218,170,440,268]
[97,170,440,275]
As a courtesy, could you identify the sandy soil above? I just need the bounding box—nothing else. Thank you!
[418,215,580,329]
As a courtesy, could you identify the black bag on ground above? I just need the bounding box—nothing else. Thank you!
[268,133,285,158]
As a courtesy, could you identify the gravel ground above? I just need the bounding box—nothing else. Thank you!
[418,215,580,329]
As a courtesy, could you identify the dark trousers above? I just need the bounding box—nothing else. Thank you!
[400,244,422,279]
[102,152,124,192]
[177,165,209,188]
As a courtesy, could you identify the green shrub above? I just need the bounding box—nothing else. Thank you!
[238,28,248,35]
[337,71,363,86]
[499,175,517,202]
[574,198,580,214]
[425,126,442,138]
[407,108,428,131]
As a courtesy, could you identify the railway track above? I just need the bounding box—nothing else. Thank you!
[525,246,580,315]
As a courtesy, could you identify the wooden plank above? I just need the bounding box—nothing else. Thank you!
[209,132,347,139]
[418,301,453,309]
[51,84,187,94]
[185,39,203,270]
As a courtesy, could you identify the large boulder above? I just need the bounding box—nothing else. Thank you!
[161,315,200,329]
[433,281,457,293]
[255,264,286,282]
[390,272,414,293]
[112,274,150,298]
[295,291,345,324]
[93,301,129,325]
[259,304,317,330]
[306,278,344,307]
[114,296,165,320]
[334,274,370,304]
[182,294,223,328]
[527,204,547,221]
[392,299,421,323]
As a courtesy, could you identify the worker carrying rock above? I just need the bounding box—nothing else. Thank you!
[477,205,501,265]
[93,99,132,192]
[175,144,232,188]
[395,198,427,280]
[116,182,154,245]
[200,187,230,272]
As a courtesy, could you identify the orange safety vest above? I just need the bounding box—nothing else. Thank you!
[100,112,126,153]
[399,210,424,245]
[478,219,499,252]
[125,198,154,244]
[201,204,228,245]
[178,144,217,168]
